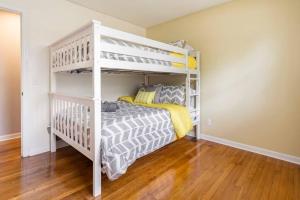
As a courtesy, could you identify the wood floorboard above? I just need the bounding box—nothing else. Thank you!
[0,138,299,200]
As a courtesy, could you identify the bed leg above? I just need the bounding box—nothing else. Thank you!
[50,133,56,152]
[196,123,201,140]
[93,160,101,197]
[50,132,56,152]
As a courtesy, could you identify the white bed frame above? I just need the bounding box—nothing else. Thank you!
[49,20,200,197]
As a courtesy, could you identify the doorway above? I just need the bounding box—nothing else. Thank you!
[0,9,22,155]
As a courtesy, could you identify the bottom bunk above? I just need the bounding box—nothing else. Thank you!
[51,94,195,180]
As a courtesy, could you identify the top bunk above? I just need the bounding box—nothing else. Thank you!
[50,20,200,75]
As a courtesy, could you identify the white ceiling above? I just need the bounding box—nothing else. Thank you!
[68,0,231,28]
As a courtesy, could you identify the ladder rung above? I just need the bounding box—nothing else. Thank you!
[192,120,200,125]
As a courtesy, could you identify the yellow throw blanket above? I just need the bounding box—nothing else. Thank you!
[170,52,197,69]
[118,96,193,138]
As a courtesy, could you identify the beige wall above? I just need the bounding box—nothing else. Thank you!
[0,11,20,136]
[0,0,145,156]
[147,0,300,157]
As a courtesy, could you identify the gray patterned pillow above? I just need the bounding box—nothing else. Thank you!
[159,85,185,105]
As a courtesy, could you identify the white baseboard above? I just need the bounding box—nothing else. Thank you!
[27,139,69,156]
[28,146,50,157]
[200,133,300,165]
[0,132,20,141]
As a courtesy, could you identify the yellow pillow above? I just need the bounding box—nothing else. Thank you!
[134,91,156,104]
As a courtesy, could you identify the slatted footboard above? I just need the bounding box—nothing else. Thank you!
[50,93,94,160]
[50,24,93,73]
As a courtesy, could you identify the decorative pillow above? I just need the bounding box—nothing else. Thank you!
[159,85,185,105]
[134,91,156,104]
[169,40,194,51]
[169,40,186,48]
[184,43,194,51]
[101,102,119,112]
[139,84,162,103]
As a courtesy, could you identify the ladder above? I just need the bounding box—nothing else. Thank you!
[186,51,201,140]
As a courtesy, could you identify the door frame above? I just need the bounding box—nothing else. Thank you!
[0,5,27,157]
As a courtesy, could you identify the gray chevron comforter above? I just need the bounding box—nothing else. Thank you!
[101,102,176,180]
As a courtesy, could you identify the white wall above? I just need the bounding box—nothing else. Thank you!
[56,73,144,101]
[149,74,185,86]
[0,0,145,156]
[0,11,21,136]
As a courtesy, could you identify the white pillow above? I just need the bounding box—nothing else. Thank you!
[169,40,194,51]
[169,40,185,48]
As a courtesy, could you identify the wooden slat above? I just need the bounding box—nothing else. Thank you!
[64,101,67,136]
[84,106,88,148]
[75,104,79,144]
[83,37,87,63]
[66,101,69,137]
[55,99,58,130]
[52,98,56,132]
[62,48,65,67]
[86,38,91,61]
[79,105,83,147]
[70,102,74,140]
[59,100,63,133]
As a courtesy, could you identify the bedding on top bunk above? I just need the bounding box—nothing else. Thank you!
[101,37,196,69]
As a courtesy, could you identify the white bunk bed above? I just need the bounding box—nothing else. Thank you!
[49,20,200,197]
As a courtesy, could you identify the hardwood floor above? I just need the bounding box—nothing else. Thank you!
[0,138,299,200]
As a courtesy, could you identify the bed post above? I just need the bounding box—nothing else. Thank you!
[196,51,201,140]
[185,50,190,111]
[50,49,56,152]
[91,21,102,197]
